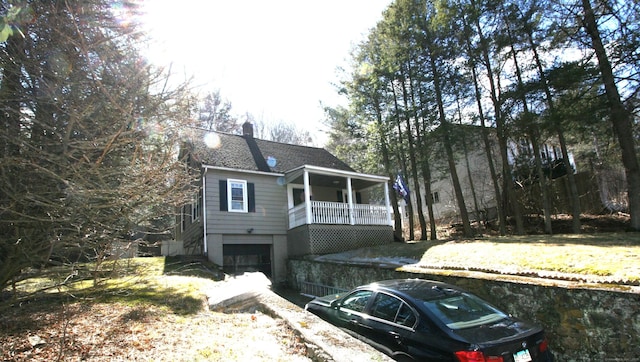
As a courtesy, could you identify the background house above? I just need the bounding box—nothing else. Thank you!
[399,124,601,228]
[168,122,394,283]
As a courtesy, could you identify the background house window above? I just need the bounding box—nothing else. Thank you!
[431,192,440,204]
[228,179,248,212]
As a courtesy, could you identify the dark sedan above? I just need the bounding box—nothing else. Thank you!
[305,279,553,362]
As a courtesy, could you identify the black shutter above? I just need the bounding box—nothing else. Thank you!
[337,190,343,202]
[219,180,227,211]
[356,192,362,204]
[248,183,255,212]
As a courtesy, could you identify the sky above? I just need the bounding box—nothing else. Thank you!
[140,0,393,145]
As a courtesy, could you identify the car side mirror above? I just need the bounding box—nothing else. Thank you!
[330,300,340,309]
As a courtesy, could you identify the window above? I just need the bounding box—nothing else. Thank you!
[191,191,202,222]
[341,290,373,313]
[180,205,187,232]
[371,293,402,321]
[422,293,507,330]
[369,293,416,327]
[228,179,248,212]
[396,303,417,327]
[430,192,440,204]
[219,179,255,213]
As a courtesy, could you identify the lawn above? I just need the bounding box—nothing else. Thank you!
[0,257,311,362]
[318,232,640,285]
[2,232,639,361]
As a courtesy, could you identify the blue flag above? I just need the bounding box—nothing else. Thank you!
[393,173,410,202]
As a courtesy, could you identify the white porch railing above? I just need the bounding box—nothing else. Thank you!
[288,201,390,229]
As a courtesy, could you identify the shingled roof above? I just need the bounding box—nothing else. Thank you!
[184,126,354,174]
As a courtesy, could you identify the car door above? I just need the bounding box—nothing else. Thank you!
[366,292,416,357]
[368,293,455,361]
[334,289,374,334]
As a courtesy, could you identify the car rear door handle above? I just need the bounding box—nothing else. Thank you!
[349,319,374,330]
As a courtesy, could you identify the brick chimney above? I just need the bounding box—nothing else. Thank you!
[242,121,253,138]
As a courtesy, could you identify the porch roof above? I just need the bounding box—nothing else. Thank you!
[286,165,389,190]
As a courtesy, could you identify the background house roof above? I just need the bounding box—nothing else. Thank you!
[184,127,355,174]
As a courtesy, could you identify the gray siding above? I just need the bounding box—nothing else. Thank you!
[205,169,287,236]
[179,204,204,255]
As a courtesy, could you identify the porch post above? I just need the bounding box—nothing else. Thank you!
[347,177,354,225]
[304,169,312,224]
[384,181,392,226]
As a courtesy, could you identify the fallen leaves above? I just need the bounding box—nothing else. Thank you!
[0,300,310,361]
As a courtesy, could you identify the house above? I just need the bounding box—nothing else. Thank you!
[405,123,584,225]
[168,122,394,283]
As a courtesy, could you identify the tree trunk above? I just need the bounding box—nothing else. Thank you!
[504,21,554,234]
[401,80,427,240]
[531,132,553,234]
[391,85,415,240]
[524,20,580,233]
[425,33,473,237]
[374,102,404,241]
[457,103,481,221]
[472,3,524,234]
[581,0,640,231]
[462,12,506,235]
[420,156,438,240]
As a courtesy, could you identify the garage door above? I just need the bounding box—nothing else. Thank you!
[222,244,272,278]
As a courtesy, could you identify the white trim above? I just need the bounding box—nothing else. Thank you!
[201,164,387,182]
[202,172,208,255]
[202,164,284,177]
[384,182,392,226]
[304,170,312,224]
[347,177,354,225]
[191,192,201,223]
[286,164,389,183]
[227,178,248,213]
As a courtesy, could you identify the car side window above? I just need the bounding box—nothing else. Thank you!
[371,293,402,321]
[396,303,417,327]
[341,290,373,312]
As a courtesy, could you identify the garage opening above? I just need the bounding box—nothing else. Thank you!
[223,244,272,278]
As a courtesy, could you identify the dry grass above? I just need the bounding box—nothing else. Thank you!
[0,258,311,362]
[0,300,310,361]
[2,221,639,361]
[350,232,640,284]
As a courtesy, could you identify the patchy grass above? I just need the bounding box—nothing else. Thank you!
[341,233,640,284]
[4,257,221,315]
[1,257,311,361]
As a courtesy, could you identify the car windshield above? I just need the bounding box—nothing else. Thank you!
[422,293,507,330]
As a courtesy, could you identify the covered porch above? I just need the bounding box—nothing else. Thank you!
[285,165,392,229]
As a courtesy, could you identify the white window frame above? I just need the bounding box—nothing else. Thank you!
[191,191,201,222]
[227,179,248,213]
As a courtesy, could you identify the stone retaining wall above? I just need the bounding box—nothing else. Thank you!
[287,258,640,361]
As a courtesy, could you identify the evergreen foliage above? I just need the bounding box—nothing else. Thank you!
[0,1,199,291]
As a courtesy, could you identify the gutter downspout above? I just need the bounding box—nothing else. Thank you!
[202,171,208,256]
